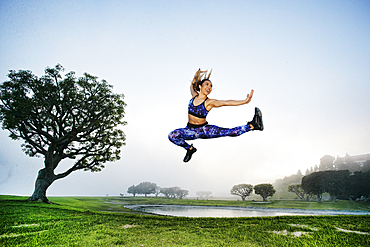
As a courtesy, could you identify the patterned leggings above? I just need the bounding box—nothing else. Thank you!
[168,123,252,150]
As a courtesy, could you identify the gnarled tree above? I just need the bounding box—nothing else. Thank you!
[127,185,139,197]
[0,64,126,203]
[136,182,158,197]
[301,172,325,203]
[230,184,253,201]
[254,183,276,201]
[176,189,189,199]
[288,184,313,201]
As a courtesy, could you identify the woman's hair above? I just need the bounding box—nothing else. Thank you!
[192,69,212,92]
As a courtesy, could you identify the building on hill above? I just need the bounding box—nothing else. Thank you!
[334,153,370,172]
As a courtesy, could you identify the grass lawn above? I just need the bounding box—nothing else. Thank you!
[1,195,369,246]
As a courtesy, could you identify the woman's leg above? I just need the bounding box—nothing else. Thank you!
[168,127,197,150]
[168,124,251,162]
[169,127,200,162]
[198,124,252,139]
[168,124,252,148]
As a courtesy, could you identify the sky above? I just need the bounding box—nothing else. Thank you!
[0,0,369,197]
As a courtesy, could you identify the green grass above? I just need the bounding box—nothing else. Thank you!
[1,195,370,246]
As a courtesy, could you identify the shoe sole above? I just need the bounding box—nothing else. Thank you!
[255,107,264,131]
[183,148,197,162]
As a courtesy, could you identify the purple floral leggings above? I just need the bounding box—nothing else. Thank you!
[168,123,252,150]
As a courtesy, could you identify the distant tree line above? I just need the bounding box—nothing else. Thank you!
[126,182,188,199]
[274,153,370,202]
[160,187,189,199]
[230,183,276,201]
[127,182,159,197]
[300,170,370,202]
[196,191,212,199]
[274,170,303,187]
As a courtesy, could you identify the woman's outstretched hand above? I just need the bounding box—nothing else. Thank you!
[245,89,254,104]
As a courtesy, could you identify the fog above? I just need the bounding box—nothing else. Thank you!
[1,0,369,197]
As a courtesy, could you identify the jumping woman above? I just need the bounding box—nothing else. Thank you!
[168,69,264,162]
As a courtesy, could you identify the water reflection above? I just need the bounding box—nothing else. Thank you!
[125,204,370,218]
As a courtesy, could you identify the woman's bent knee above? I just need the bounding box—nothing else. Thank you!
[168,130,179,142]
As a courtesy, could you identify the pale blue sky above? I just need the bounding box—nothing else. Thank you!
[1,0,369,197]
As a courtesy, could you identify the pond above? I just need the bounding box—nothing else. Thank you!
[124,204,370,218]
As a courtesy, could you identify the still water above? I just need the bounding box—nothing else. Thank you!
[124,204,370,218]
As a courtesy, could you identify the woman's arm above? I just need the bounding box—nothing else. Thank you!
[207,89,254,110]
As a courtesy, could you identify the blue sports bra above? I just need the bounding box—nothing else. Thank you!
[188,96,209,118]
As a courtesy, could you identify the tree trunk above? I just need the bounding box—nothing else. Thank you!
[28,168,55,203]
[317,194,322,203]
[331,195,337,202]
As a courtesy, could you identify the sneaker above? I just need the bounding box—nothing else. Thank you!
[183,145,197,162]
[248,107,264,131]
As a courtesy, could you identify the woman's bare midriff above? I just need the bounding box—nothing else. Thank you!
[188,114,207,125]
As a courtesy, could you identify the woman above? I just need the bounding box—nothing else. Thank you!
[168,69,263,162]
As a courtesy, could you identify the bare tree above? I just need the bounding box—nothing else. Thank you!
[230,184,253,201]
